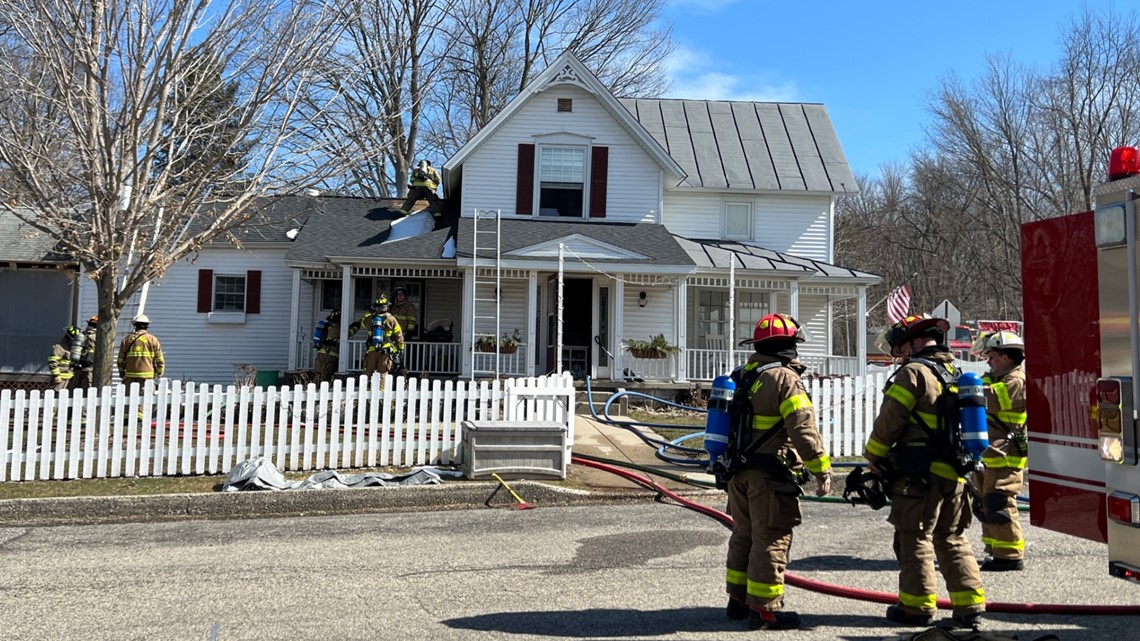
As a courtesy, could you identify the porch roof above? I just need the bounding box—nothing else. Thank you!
[284,198,455,264]
[675,237,881,282]
[0,208,72,264]
[456,218,695,268]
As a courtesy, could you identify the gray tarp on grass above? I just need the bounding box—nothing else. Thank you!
[222,457,461,492]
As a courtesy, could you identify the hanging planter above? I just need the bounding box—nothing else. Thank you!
[475,330,521,354]
[625,334,680,360]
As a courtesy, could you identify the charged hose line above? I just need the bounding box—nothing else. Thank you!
[571,455,1140,617]
[581,377,1031,510]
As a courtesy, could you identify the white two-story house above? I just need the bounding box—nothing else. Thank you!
[77,51,878,385]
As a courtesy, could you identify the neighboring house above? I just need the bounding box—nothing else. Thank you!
[0,209,79,377]
[72,51,880,385]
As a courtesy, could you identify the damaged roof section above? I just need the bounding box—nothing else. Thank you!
[284,197,458,265]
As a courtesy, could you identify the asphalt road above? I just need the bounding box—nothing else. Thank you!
[2,498,1137,641]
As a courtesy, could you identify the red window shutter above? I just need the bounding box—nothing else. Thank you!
[246,270,262,314]
[589,146,608,218]
[516,143,535,215]
[197,269,213,313]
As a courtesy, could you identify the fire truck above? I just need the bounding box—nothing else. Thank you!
[1021,146,1140,582]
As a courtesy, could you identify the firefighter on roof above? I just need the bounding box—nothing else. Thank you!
[864,315,986,629]
[349,296,403,383]
[397,159,442,217]
[118,314,165,389]
[722,313,831,631]
[970,330,1028,572]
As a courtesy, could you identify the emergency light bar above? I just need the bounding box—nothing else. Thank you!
[1110,146,1140,181]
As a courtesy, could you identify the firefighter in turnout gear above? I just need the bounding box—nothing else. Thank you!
[48,326,80,390]
[349,296,404,382]
[864,315,986,629]
[313,309,342,384]
[397,160,442,216]
[722,313,831,631]
[970,331,1028,572]
[118,314,165,388]
[72,315,99,390]
[390,287,417,337]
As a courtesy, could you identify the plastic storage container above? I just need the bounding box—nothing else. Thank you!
[460,420,568,480]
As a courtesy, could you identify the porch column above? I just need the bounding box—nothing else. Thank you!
[788,280,800,319]
[338,265,352,373]
[526,270,537,376]
[288,268,301,371]
[857,285,868,376]
[613,275,624,378]
[462,267,474,378]
[676,278,688,382]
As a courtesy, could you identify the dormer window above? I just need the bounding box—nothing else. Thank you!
[724,201,753,239]
[557,98,573,112]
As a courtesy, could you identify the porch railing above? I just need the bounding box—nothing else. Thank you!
[686,349,861,381]
[622,353,678,380]
[472,345,528,377]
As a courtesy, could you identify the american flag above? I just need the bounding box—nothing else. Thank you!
[886,284,911,325]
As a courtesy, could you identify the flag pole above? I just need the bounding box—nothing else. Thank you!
[865,272,918,316]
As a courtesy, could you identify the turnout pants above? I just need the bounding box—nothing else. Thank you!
[974,443,1025,561]
[314,351,338,384]
[889,473,985,619]
[399,186,440,215]
[725,467,802,612]
[362,350,394,386]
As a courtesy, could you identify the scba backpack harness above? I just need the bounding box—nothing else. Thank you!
[711,362,809,492]
[897,358,980,478]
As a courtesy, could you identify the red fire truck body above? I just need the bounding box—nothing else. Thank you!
[1022,159,1140,581]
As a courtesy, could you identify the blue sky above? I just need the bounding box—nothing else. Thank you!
[661,0,1120,178]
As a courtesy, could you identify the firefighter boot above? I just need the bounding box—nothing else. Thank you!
[726,596,749,620]
[885,605,933,626]
[748,608,801,630]
[981,558,1024,572]
[936,610,983,630]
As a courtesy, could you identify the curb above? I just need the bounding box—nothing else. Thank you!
[0,481,726,528]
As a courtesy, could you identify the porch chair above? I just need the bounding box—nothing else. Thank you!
[705,334,731,376]
[423,319,454,343]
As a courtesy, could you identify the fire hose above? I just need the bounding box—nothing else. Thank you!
[571,454,1140,616]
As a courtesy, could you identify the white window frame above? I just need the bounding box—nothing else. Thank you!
[533,141,591,219]
[723,200,753,240]
[208,273,247,324]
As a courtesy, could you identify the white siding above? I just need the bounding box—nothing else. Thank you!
[621,285,675,347]
[473,279,527,342]
[424,278,463,334]
[461,85,660,223]
[797,293,830,358]
[662,191,832,262]
[78,247,293,385]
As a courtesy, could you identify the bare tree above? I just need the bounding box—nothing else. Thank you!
[0,0,354,386]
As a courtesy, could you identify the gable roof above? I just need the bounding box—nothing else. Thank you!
[284,197,454,265]
[676,236,880,283]
[619,99,856,194]
[0,208,74,264]
[442,51,686,192]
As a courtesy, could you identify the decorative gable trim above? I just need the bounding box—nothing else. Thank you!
[506,233,648,260]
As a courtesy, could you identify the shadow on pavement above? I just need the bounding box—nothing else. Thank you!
[792,553,899,572]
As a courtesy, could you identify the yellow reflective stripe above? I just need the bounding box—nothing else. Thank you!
[1005,455,1027,469]
[898,591,937,609]
[752,415,781,430]
[982,536,1025,550]
[865,438,891,457]
[929,461,963,482]
[949,588,986,606]
[747,580,784,599]
[885,384,916,410]
[914,411,938,430]
[992,382,1012,411]
[981,454,1009,468]
[998,411,1027,425]
[750,378,763,394]
[805,455,831,474]
[726,568,747,586]
[779,393,811,418]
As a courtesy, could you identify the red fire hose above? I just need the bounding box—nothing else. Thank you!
[571,455,1140,616]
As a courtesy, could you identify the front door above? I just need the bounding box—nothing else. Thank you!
[543,275,594,377]
[594,283,612,380]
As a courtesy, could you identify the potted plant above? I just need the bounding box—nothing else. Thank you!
[475,329,521,354]
[624,334,680,359]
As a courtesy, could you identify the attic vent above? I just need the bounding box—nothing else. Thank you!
[557,98,573,112]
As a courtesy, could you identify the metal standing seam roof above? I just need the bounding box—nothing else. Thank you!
[675,236,880,282]
[618,98,857,193]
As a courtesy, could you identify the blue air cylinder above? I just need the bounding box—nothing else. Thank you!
[371,316,385,347]
[312,320,327,348]
[957,371,989,458]
[705,375,736,467]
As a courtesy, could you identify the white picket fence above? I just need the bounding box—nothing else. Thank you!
[0,373,575,482]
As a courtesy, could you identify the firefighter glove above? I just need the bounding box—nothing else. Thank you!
[348,322,361,333]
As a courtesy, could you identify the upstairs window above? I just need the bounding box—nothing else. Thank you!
[724,202,753,239]
[539,146,585,217]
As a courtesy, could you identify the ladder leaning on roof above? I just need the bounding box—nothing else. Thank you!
[470,209,502,380]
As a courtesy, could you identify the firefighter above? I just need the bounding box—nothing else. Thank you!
[48,326,80,391]
[313,309,341,384]
[723,313,831,631]
[397,159,442,217]
[390,287,418,337]
[118,314,165,389]
[864,315,986,629]
[972,331,1028,572]
[348,296,404,382]
[72,315,99,390]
